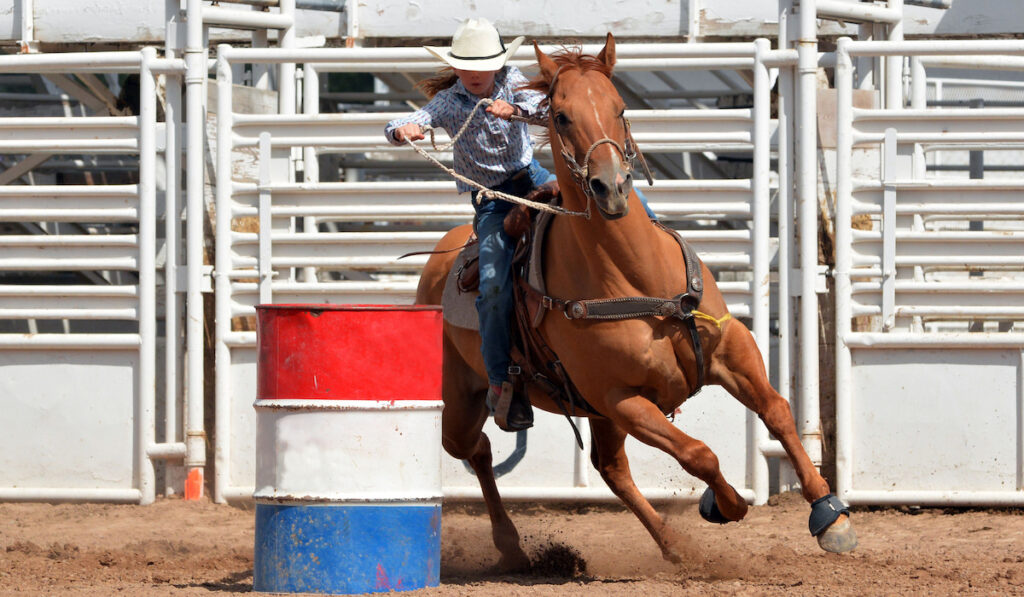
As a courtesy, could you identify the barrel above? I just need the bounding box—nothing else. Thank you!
[252,304,444,594]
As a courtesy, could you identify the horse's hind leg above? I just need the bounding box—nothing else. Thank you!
[709,320,857,552]
[589,418,692,563]
[440,334,531,572]
[604,391,749,524]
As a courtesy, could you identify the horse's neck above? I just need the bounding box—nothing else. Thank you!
[551,170,669,296]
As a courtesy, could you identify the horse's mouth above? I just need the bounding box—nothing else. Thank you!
[596,203,629,220]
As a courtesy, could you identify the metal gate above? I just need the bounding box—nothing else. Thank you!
[834,38,1024,506]
[0,48,184,504]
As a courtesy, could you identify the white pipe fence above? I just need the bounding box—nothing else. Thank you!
[0,48,184,505]
[835,37,1024,506]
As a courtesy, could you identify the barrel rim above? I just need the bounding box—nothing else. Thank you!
[255,303,441,313]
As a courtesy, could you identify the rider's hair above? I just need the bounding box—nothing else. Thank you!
[415,65,514,99]
[415,68,458,99]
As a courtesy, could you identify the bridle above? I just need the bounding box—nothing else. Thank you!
[545,65,654,205]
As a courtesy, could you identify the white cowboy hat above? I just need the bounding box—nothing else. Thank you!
[424,18,525,72]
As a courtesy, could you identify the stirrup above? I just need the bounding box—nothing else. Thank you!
[488,381,532,431]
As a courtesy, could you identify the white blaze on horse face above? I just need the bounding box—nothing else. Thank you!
[586,86,609,138]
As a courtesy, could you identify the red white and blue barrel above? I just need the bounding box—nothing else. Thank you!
[252,305,443,594]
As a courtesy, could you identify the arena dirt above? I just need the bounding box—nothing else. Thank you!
[2,491,1023,595]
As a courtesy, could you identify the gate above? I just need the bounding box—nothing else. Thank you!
[0,48,183,504]
[834,38,1024,505]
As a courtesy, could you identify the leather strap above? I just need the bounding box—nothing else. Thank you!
[520,223,711,395]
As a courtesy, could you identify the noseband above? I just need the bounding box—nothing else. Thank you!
[546,66,654,204]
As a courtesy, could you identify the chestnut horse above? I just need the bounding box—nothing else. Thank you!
[415,34,857,569]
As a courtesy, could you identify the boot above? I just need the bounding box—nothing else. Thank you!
[486,381,534,431]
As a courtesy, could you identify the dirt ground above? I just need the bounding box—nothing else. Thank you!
[1,492,1023,596]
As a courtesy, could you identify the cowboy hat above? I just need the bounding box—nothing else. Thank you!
[424,18,525,72]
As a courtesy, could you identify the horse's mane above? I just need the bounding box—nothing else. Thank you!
[522,46,614,96]
[521,46,613,145]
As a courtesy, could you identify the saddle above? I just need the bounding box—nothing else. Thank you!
[441,194,708,444]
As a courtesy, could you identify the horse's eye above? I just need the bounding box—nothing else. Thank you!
[554,112,570,128]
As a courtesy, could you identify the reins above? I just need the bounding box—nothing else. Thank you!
[401,97,591,218]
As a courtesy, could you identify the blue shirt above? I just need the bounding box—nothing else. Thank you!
[385,66,547,194]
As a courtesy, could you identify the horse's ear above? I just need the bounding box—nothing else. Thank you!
[597,32,616,71]
[534,41,558,82]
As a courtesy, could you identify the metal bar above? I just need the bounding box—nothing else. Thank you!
[842,489,1024,506]
[0,52,142,73]
[163,31,184,496]
[138,47,158,506]
[0,285,137,296]
[218,43,759,64]
[214,47,235,504]
[887,0,904,110]
[798,0,822,467]
[442,486,758,503]
[881,128,897,330]
[777,0,795,402]
[302,65,321,284]
[817,0,902,24]
[0,334,141,349]
[146,442,188,459]
[834,37,856,501]
[844,333,1024,348]
[184,0,208,501]
[258,133,273,305]
[848,39,1024,57]
[202,6,293,30]
[751,38,772,505]
[0,488,143,503]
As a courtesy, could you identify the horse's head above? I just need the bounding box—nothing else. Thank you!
[532,34,637,220]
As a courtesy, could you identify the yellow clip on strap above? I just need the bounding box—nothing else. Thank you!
[692,310,732,329]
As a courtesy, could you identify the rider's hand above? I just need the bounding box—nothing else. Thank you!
[487,100,519,121]
[393,123,424,142]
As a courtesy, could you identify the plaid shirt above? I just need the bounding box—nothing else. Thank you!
[385,66,546,194]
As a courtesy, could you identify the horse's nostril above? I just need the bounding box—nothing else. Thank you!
[589,178,608,197]
[618,173,633,195]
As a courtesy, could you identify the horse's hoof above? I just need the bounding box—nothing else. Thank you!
[496,552,532,573]
[698,487,731,524]
[817,515,858,553]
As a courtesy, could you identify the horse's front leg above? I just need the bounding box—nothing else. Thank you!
[605,391,749,523]
[589,418,692,563]
[709,320,857,553]
[440,334,530,572]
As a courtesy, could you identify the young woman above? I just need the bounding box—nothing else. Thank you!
[385,18,541,431]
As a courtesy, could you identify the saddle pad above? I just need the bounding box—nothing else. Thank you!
[441,243,481,331]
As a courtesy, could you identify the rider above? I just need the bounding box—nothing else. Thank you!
[385,18,656,432]
[385,18,541,432]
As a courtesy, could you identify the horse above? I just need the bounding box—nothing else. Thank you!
[414,33,857,570]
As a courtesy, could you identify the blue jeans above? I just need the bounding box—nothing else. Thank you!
[472,168,534,386]
[528,158,656,219]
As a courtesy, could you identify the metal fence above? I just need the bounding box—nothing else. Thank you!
[834,38,1024,506]
[0,48,183,504]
